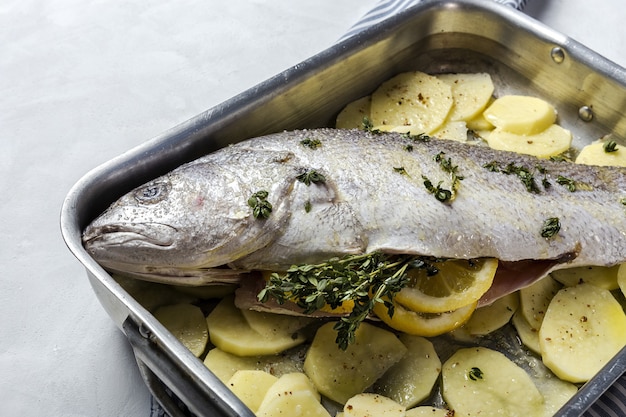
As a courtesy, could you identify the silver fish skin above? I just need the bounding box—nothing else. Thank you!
[82,128,626,285]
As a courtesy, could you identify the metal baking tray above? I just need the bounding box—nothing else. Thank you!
[60,0,626,416]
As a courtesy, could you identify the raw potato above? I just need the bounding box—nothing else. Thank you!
[511,310,541,354]
[452,292,519,338]
[336,95,372,130]
[343,393,406,417]
[206,296,307,356]
[375,335,441,408]
[442,347,544,417]
[370,71,453,134]
[550,265,620,290]
[258,372,320,410]
[619,264,626,296]
[539,283,626,383]
[486,124,572,158]
[304,321,407,404]
[483,95,557,135]
[575,140,626,167]
[431,120,468,142]
[256,390,331,417]
[202,347,302,383]
[520,275,562,331]
[437,72,495,122]
[153,303,208,357]
[241,308,314,336]
[405,407,452,417]
[226,370,277,413]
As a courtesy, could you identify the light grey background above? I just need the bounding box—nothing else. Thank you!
[1,0,624,415]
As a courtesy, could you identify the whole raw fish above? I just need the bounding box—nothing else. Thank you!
[82,129,626,294]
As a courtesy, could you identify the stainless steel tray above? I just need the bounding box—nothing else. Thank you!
[60,1,626,416]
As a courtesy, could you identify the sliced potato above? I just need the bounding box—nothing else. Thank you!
[619,264,626,297]
[336,95,372,130]
[452,292,519,339]
[258,372,320,411]
[486,124,572,158]
[206,296,307,356]
[483,95,557,135]
[539,283,626,383]
[442,347,544,417]
[520,275,562,331]
[153,303,208,357]
[343,393,406,417]
[241,308,314,337]
[304,321,407,404]
[375,335,441,408]
[370,71,453,134]
[431,120,468,142]
[405,406,451,417]
[550,265,620,291]
[226,370,278,413]
[575,140,626,167]
[437,72,495,122]
[511,310,541,354]
[256,389,331,417]
[202,347,302,383]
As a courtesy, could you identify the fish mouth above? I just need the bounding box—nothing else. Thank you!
[82,222,178,250]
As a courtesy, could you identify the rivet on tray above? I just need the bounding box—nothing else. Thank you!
[550,47,565,64]
[139,323,153,340]
[578,105,594,122]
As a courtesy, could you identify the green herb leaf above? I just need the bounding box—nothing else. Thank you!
[248,190,272,219]
[394,166,409,176]
[300,138,322,149]
[304,200,312,213]
[468,367,484,381]
[296,170,326,186]
[541,217,561,238]
[556,175,577,192]
[604,141,618,153]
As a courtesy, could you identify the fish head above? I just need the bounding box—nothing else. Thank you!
[82,160,291,279]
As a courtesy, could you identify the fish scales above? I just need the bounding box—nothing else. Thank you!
[83,128,626,284]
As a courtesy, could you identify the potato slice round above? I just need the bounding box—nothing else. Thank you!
[486,124,572,158]
[575,140,626,167]
[405,407,451,417]
[206,296,307,356]
[511,310,541,354]
[442,347,544,417]
[539,283,626,383]
[437,72,495,122]
[336,95,372,130]
[550,265,620,291]
[303,321,407,404]
[258,372,320,411]
[370,71,453,134]
[431,120,468,142]
[256,389,331,417]
[519,275,562,331]
[452,292,519,339]
[153,303,208,357]
[374,335,441,408]
[483,95,556,135]
[343,393,405,417]
[202,347,302,383]
[226,370,278,413]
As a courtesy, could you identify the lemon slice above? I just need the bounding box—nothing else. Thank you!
[373,300,475,337]
[394,258,498,313]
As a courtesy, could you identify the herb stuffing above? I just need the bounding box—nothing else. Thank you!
[258,252,437,350]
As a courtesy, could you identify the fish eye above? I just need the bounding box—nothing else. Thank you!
[134,181,169,204]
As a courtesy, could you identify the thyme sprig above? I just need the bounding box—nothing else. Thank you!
[422,152,464,203]
[258,252,432,350]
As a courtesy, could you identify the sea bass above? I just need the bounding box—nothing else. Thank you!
[83,129,626,297]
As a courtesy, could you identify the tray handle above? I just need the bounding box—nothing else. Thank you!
[123,317,254,417]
